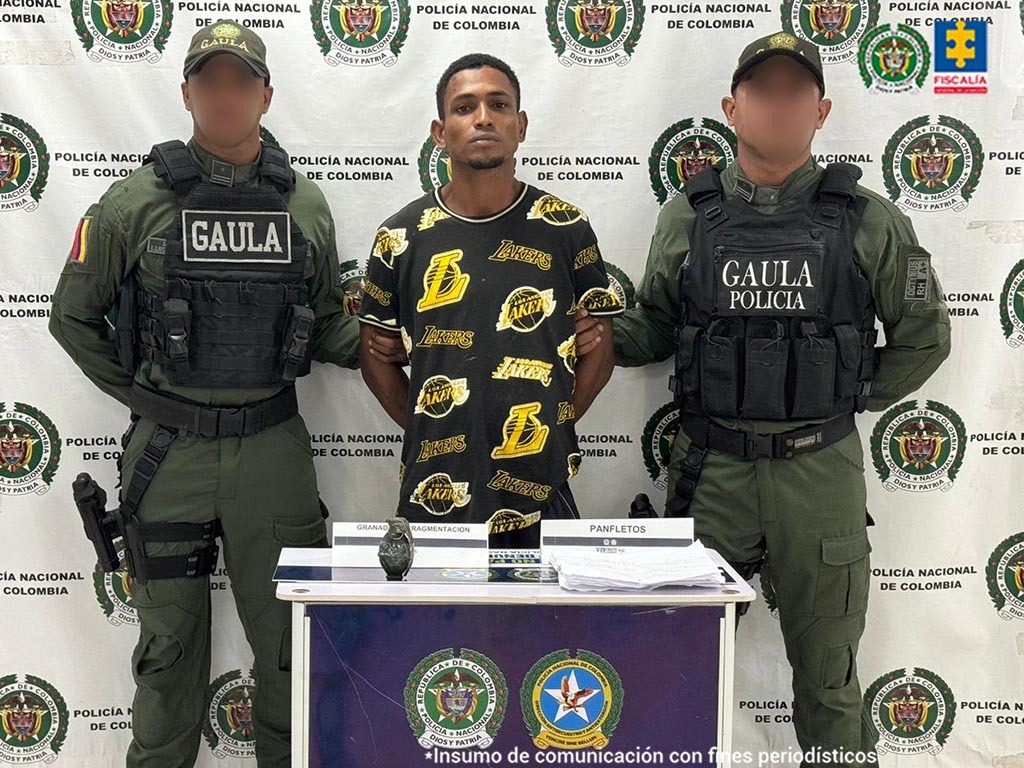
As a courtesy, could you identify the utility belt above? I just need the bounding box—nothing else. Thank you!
[665,412,856,519]
[73,386,299,583]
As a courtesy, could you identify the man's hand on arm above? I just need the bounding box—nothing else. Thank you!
[572,313,615,420]
[359,323,410,428]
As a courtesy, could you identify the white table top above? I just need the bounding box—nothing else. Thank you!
[274,547,756,606]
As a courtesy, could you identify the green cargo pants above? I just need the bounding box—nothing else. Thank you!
[667,425,878,768]
[119,413,329,768]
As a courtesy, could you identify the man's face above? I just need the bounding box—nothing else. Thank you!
[724,55,829,162]
[432,66,526,173]
[182,54,272,147]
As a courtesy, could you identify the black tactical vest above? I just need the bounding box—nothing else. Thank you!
[672,163,877,421]
[120,141,314,388]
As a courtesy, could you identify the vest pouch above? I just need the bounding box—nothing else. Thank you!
[161,298,192,376]
[741,319,789,420]
[791,334,837,419]
[673,325,702,402]
[281,304,314,383]
[700,318,741,417]
[833,324,862,398]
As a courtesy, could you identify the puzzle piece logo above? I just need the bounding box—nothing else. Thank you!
[934,19,987,72]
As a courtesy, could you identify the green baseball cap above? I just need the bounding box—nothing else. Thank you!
[731,31,825,96]
[183,20,269,82]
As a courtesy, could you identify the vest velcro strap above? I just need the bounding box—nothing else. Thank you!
[146,140,201,200]
[260,145,295,193]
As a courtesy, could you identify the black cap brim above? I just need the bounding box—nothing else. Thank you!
[731,49,824,96]
[183,49,268,80]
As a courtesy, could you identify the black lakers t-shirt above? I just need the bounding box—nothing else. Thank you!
[358,183,624,534]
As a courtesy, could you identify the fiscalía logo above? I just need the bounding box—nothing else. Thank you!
[0,402,61,497]
[418,137,452,193]
[93,540,137,627]
[203,669,256,759]
[999,259,1024,348]
[642,402,679,490]
[781,0,879,64]
[71,0,172,63]
[883,114,983,213]
[415,375,470,419]
[545,0,644,67]
[410,472,472,516]
[491,402,550,460]
[933,19,988,94]
[0,114,49,213]
[339,258,366,315]
[0,674,69,764]
[418,250,471,311]
[858,23,930,93]
[311,0,410,66]
[986,531,1024,621]
[648,118,736,204]
[870,399,965,493]
[526,195,588,226]
[496,287,556,333]
[520,649,623,749]
[405,647,508,749]
[864,667,955,755]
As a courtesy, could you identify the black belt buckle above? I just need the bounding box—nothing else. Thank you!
[745,433,774,459]
[216,407,246,437]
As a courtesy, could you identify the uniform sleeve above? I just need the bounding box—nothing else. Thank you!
[307,215,360,370]
[357,224,402,334]
[48,195,134,407]
[856,204,952,411]
[571,221,623,318]
[612,198,689,368]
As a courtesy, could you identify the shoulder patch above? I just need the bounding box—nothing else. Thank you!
[67,203,101,267]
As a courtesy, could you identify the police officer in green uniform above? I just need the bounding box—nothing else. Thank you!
[50,21,404,768]
[613,33,951,766]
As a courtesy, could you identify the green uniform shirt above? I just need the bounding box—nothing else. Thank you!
[50,139,359,409]
[613,156,951,434]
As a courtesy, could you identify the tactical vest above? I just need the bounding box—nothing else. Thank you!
[671,163,877,422]
[118,140,314,388]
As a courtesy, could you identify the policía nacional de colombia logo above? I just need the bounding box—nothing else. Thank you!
[883,115,983,213]
[781,0,879,64]
[405,647,508,749]
[603,263,636,310]
[419,137,452,193]
[94,541,138,627]
[339,258,367,315]
[864,667,955,756]
[311,0,410,67]
[0,114,49,214]
[545,0,644,67]
[858,23,930,93]
[521,649,623,749]
[0,674,69,765]
[648,118,736,204]
[203,669,257,759]
[642,402,679,490]
[71,0,172,63]
[986,531,1024,621]
[999,259,1024,349]
[870,399,965,493]
[0,402,61,497]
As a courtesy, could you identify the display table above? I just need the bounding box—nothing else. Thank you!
[275,547,755,768]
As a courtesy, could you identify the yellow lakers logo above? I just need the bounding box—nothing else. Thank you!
[491,357,554,387]
[557,335,576,374]
[400,326,413,356]
[363,279,392,307]
[417,434,467,463]
[491,402,550,460]
[418,206,451,231]
[557,401,575,425]
[487,509,542,534]
[371,226,408,269]
[567,452,582,478]
[487,470,551,501]
[496,286,556,333]
[569,286,624,315]
[410,472,471,517]
[574,244,599,270]
[414,375,470,419]
[489,240,552,271]
[526,195,588,226]
[418,250,471,312]
[417,325,475,350]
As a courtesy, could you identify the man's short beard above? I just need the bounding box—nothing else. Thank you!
[467,155,506,170]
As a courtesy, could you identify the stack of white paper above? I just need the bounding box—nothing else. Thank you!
[548,541,725,592]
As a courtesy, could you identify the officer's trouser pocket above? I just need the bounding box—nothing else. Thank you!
[813,531,871,618]
[273,516,328,548]
[132,602,203,737]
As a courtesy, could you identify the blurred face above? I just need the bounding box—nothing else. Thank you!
[722,55,830,163]
[181,54,272,147]
[431,66,526,173]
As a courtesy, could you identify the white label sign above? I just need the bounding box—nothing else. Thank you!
[541,518,695,564]
[331,521,489,569]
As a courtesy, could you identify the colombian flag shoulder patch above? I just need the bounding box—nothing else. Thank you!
[68,214,93,264]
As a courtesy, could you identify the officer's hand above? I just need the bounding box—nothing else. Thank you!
[575,308,605,356]
[367,329,408,364]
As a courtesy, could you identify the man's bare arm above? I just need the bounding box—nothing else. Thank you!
[359,324,410,428]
